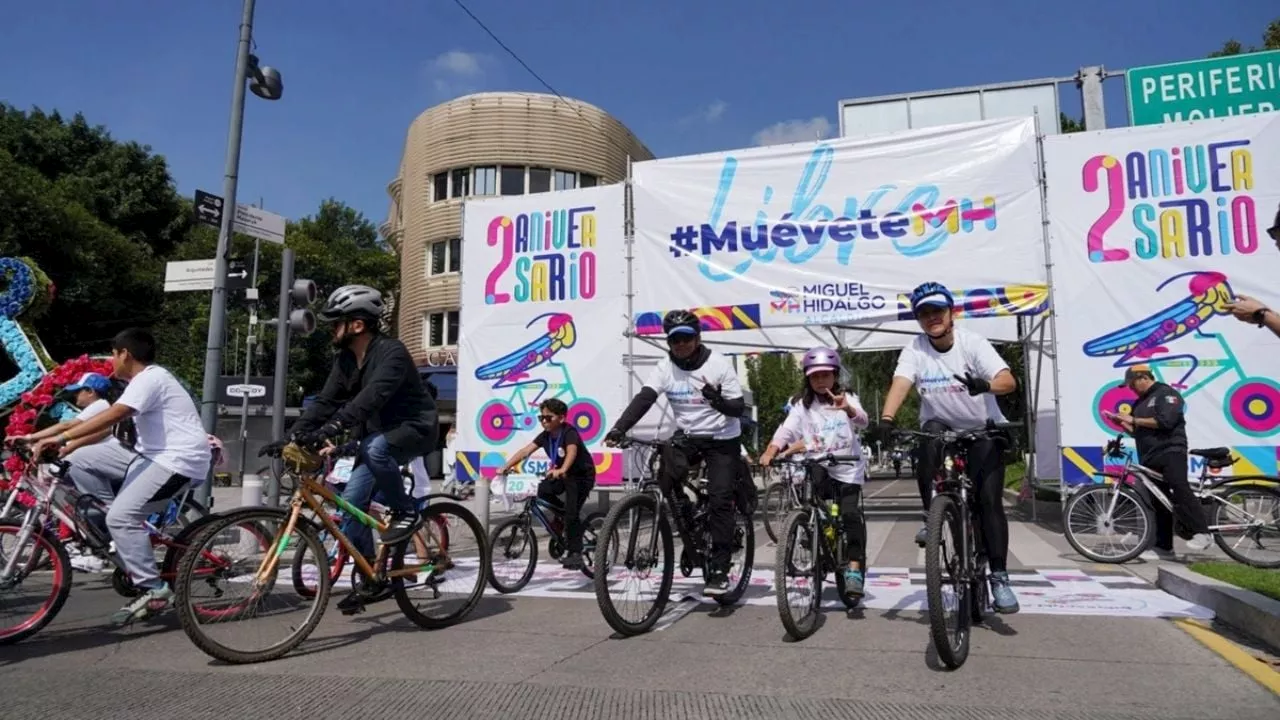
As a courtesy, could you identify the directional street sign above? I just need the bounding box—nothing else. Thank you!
[163,258,252,293]
[1127,50,1280,126]
[193,190,287,244]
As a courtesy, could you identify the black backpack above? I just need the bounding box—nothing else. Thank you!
[105,378,138,449]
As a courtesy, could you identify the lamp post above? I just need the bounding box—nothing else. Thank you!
[196,0,284,507]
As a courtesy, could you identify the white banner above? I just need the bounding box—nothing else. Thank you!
[631,118,1049,339]
[1047,114,1280,486]
[455,185,629,486]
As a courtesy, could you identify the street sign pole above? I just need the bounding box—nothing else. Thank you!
[268,248,295,506]
[235,236,262,491]
[197,0,257,509]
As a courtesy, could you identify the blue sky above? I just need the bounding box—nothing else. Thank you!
[1,1,1276,228]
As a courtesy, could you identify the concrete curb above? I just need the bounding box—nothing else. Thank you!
[1158,564,1280,652]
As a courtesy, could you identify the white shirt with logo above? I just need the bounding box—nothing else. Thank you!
[894,326,1009,430]
[770,393,869,485]
[643,352,743,440]
[117,365,212,481]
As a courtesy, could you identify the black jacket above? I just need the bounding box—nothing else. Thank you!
[295,334,437,452]
[1131,381,1187,461]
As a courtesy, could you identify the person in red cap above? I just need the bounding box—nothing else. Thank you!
[1103,364,1212,558]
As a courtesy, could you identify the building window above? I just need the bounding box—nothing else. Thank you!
[553,170,576,191]
[500,166,526,196]
[432,172,448,202]
[473,166,497,196]
[579,172,598,187]
[450,168,470,198]
[427,238,461,276]
[425,310,460,349]
[528,167,551,194]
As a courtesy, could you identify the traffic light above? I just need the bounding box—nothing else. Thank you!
[287,277,317,334]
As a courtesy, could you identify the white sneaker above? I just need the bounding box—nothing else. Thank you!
[1141,548,1177,562]
[1185,533,1214,552]
[71,554,108,573]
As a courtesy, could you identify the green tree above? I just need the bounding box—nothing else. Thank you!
[745,353,803,453]
[1209,18,1280,56]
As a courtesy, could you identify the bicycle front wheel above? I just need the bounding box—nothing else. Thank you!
[0,520,72,645]
[592,492,674,636]
[174,508,329,664]
[774,509,819,640]
[925,495,970,669]
[488,516,537,593]
[393,501,488,629]
[762,481,788,544]
[1063,483,1153,564]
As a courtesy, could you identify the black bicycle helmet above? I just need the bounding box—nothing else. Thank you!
[318,284,385,322]
[661,309,701,338]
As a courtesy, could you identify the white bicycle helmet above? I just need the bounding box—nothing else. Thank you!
[319,284,385,322]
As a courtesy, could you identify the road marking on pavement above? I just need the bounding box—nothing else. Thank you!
[1006,519,1067,567]
[1174,618,1280,696]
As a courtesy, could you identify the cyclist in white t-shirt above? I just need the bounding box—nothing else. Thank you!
[759,347,870,598]
[33,328,213,626]
[604,310,748,596]
[875,282,1020,614]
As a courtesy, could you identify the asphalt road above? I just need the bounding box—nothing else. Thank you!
[2,475,1277,720]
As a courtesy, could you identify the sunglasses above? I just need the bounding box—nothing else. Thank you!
[666,334,696,345]
[538,415,557,422]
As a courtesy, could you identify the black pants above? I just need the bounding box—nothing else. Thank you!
[814,468,866,567]
[659,436,741,571]
[913,419,1010,572]
[1142,451,1209,550]
[537,474,596,553]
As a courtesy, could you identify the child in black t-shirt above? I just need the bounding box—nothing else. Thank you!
[498,398,597,569]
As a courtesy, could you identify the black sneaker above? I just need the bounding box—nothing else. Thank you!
[562,554,584,571]
[336,590,365,615]
[702,571,730,596]
[380,512,419,546]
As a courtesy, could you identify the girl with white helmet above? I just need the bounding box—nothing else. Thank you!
[759,347,871,598]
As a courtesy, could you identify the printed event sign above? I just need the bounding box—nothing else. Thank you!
[630,118,1050,338]
[455,185,628,486]
[1045,114,1280,484]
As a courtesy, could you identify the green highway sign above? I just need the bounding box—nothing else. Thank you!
[1127,50,1280,126]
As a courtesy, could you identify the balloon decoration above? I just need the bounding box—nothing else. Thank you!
[0,255,115,479]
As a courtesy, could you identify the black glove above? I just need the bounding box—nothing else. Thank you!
[292,421,341,450]
[701,382,724,404]
[604,428,626,446]
[258,439,287,458]
[873,417,897,445]
[953,372,991,396]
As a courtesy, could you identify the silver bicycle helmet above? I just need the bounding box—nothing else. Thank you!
[318,284,385,322]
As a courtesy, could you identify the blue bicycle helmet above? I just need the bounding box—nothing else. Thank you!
[909,282,954,315]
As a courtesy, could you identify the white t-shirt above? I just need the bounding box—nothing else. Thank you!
[643,352,743,440]
[770,393,869,485]
[893,326,1009,430]
[117,365,212,481]
[74,399,119,448]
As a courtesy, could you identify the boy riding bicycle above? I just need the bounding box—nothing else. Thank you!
[498,398,597,570]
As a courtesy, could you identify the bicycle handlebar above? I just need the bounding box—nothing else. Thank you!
[771,453,861,468]
[7,441,71,478]
[893,420,1020,444]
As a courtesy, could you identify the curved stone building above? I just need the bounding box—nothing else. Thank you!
[381,92,653,453]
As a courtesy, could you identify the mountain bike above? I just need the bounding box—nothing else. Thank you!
[487,472,612,592]
[897,421,1019,670]
[591,435,755,636]
[772,453,863,640]
[1063,434,1280,567]
[172,441,489,664]
[0,444,267,644]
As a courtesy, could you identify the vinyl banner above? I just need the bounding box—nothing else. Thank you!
[455,185,628,485]
[1046,114,1280,486]
[631,118,1048,337]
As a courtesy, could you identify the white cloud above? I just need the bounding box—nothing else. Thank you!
[425,50,494,97]
[678,99,729,126]
[751,116,833,146]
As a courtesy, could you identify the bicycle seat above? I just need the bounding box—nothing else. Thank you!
[1190,447,1235,469]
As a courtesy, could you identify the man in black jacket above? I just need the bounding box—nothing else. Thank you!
[604,310,746,596]
[283,285,438,574]
[1107,364,1212,557]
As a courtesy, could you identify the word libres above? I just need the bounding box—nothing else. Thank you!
[1083,139,1259,263]
[484,206,597,305]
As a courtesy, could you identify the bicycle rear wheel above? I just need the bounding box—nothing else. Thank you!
[592,492,674,636]
[1212,484,1280,568]
[0,520,72,645]
[925,495,970,669]
[393,501,488,629]
[174,508,329,664]
[1063,483,1152,563]
[774,509,820,640]
[716,511,755,606]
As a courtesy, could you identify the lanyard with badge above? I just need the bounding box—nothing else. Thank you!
[547,431,562,469]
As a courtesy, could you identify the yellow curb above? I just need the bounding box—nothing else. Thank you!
[1174,618,1280,695]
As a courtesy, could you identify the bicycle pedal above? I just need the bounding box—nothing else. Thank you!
[339,603,365,616]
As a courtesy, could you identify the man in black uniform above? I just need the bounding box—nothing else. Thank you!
[1106,364,1212,557]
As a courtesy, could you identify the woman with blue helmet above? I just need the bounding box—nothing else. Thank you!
[874,282,1021,614]
[759,346,870,599]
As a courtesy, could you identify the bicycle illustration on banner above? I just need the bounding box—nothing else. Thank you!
[474,312,606,446]
[1086,270,1280,438]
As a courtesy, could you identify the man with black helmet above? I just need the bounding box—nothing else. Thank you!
[604,309,747,596]
[274,284,438,612]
